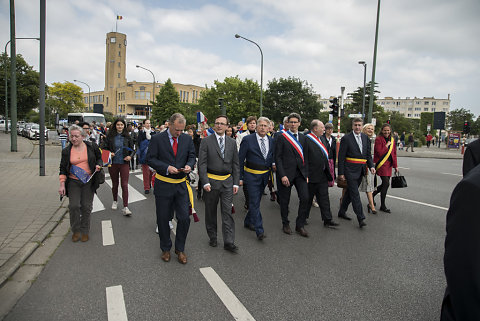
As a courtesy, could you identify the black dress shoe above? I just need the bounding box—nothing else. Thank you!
[295,226,309,237]
[359,220,367,228]
[257,233,266,241]
[209,239,217,247]
[380,207,391,213]
[270,193,276,202]
[324,220,339,228]
[282,224,292,235]
[224,243,239,253]
[338,214,352,221]
[244,224,255,231]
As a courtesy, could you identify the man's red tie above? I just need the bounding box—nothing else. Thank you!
[172,137,178,156]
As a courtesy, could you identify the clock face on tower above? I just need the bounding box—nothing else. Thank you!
[110,37,116,43]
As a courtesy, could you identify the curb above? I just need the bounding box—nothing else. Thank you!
[0,201,68,287]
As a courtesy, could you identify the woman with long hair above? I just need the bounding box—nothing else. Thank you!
[373,123,398,213]
[101,119,135,216]
[359,123,377,214]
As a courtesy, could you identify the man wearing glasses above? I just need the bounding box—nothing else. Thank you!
[274,113,310,237]
[198,115,240,253]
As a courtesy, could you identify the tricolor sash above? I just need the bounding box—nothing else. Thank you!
[282,131,304,163]
[306,133,329,159]
[375,137,395,171]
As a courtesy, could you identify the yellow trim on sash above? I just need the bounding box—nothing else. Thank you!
[155,173,195,212]
[375,137,395,171]
[346,157,367,164]
[244,166,269,175]
[207,173,231,181]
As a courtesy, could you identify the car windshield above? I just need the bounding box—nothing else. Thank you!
[31,124,39,130]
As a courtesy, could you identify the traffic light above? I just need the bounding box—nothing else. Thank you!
[329,98,339,117]
[463,121,470,134]
[387,119,391,124]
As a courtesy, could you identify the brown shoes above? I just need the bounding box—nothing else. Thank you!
[72,232,81,242]
[81,234,89,242]
[175,250,187,264]
[295,226,309,237]
[161,251,171,262]
[282,224,292,235]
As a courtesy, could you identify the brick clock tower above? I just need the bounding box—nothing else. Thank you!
[104,32,127,115]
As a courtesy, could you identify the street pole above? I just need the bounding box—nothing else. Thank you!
[235,34,263,117]
[136,65,155,118]
[368,0,381,123]
[74,79,91,111]
[358,61,367,119]
[39,0,46,176]
[10,0,17,152]
[336,87,345,159]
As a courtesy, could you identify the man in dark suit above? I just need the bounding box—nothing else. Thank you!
[440,164,480,320]
[146,113,196,264]
[275,113,310,237]
[198,115,240,253]
[305,120,339,228]
[238,117,275,240]
[337,118,375,228]
[463,138,480,176]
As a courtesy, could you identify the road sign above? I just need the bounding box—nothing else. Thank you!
[427,124,431,131]
[372,118,376,126]
[349,113,363,118]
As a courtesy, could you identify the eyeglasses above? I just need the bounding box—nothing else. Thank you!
[214,122,227,126]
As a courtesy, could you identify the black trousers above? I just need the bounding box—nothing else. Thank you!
[307,181,332,222]
[375,176,390,208]
[338,175,365,222]
[276,174,309,228]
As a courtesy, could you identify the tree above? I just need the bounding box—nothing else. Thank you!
[0,53,40,118]
[471,116,480,136]
[419,112,437,136]
[197,76,260,125]
[447,108,475,132]
[46,81,85,124]
[151,78,180,124]
[263,77,321,130]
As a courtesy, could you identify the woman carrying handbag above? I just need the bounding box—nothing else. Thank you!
[373,123,398,213]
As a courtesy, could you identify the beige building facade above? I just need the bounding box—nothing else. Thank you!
[81,32,205,116]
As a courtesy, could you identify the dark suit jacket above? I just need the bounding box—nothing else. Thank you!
[441,164,480,320]
[463,138,480,176]
[306,134,333,183]
[146,131,196,185]
[275,131,308,181]
[238,133,274,181]
[337,132,373,179]
[198,134,239,188]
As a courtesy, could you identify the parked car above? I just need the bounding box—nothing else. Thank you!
[22,123,33,137]
[0,119,11,131]
[28,124,48,141]
[17,123,26,135]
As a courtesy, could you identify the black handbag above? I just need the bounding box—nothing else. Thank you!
[391,171,407,188]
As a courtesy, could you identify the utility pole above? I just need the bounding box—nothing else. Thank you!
[368,0,381,123]
[39,0,46,176]
[10,0,17,152]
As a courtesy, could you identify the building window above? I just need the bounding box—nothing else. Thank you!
[118,51,121,57]
[424,101,429,105]
[408,108,412,111]
[118,44,121,48]
[134,91,151,100]
[186,92,189,102]
[118,73,120,78]
[431,108,436,111]
[443,108,448,111]
[416,101,420,105]
[424,108,429,111]
[415,107,421,111]
[407,114,412,117]
[443,102,448,105]
[432,101,436,105]
[414,114,420,117]
[118,62,120,67]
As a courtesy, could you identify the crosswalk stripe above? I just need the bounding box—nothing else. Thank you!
[200,267,256,321]
[93,194,105,213]
[135,174,143,181]
[105,180,146,203]
[102,220,115,246]
[106,285,128,321]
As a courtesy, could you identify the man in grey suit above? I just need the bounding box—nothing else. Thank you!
[198,115,240,253]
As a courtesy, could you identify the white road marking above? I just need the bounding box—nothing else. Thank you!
[397,166,410,170]
[441,172,462,177]
[387,195,448,211]
[102,220,115,246]
[135,174,143,181]
[105,180,146,203]
[200,267,256,321]
[93,194,105,213]
[106,285,128,321]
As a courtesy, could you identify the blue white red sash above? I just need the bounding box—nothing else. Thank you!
[306,133,329,159]
[282,131,304,163]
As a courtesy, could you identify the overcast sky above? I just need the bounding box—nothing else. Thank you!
[1,0,479,116]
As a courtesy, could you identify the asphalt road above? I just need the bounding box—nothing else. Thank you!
[4,156,463,321]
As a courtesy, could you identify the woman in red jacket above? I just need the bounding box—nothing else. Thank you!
[373,123,398,213]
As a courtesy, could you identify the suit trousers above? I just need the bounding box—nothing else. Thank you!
[244,171,269,236]
[203,181,235,245]
[339,175,365,222]
[307,181,332,222]
[68,179,94,234]
[276,174,309,228]
[154,181,190,252]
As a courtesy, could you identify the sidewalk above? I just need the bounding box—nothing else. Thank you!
[0,133,67,286]
[397,144,464,159]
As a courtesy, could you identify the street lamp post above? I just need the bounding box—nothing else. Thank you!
[74,79,91,111]
[3,37,40,134]
[136,65,155,118]
[368,0,381,123]
[235,34,263,117]
[358,61,367,120]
